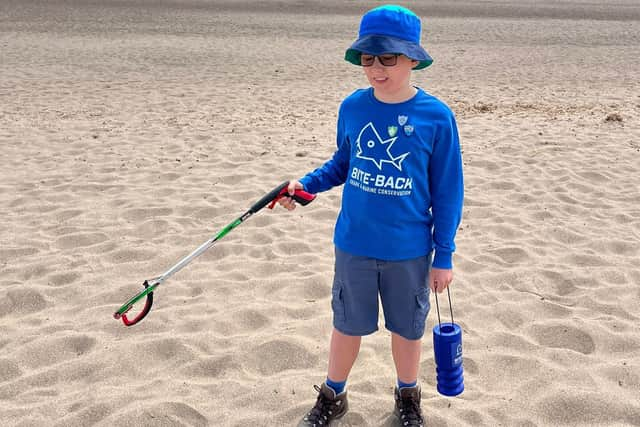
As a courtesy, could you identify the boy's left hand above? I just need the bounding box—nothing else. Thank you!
[430,268,453,293]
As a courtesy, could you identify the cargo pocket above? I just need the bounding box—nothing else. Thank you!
[331,280,346,323]
[413,288,431,335]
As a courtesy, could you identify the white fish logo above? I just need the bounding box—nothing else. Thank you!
[356,122,409,171]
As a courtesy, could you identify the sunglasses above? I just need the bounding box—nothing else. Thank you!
[360,53,400,67]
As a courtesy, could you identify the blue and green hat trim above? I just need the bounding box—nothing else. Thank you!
[345,5,433,70]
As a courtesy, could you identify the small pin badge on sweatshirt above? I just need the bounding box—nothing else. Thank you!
[403,124,414,136]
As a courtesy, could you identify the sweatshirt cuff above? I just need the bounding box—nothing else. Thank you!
[432,250,453,269]
[298,176,312,193]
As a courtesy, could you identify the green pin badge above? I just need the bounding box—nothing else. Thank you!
[388,126,398,137]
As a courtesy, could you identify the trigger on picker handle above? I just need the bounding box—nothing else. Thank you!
[268,185,316,209]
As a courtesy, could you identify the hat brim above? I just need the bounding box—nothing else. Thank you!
[345,34,433,70]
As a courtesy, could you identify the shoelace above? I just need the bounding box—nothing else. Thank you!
[398,394,423,426]
[304,385,340,426]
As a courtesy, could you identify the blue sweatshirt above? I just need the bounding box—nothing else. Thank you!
[300,87,463,269]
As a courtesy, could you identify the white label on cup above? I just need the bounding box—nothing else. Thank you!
[451,342,463,366]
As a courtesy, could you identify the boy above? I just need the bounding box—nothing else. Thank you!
[279,5,463,426]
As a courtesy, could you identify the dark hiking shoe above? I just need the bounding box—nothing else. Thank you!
[297,383,348,427]
[394,385,424,426]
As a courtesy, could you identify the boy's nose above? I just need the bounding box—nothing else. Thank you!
[371,57,386,68]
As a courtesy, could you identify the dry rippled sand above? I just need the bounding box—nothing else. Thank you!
[1,1,639,426]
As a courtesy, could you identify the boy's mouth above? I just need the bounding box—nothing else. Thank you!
[373,77,388,82]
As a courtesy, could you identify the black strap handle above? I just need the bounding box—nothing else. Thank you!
[435,286,455,328]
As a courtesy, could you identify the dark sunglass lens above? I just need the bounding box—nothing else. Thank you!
[361,55,374,66]
[380,55,398,66]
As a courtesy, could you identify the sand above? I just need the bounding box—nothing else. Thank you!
[1,1,639,426]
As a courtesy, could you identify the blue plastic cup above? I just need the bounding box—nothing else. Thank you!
[433,322,464,396]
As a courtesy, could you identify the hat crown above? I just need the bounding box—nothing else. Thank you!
[359,5,422,44]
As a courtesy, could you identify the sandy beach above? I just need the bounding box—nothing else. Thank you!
[1,1,639,425]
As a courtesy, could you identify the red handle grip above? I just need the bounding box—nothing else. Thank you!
[114,281,155,327]
[268,185,316,209]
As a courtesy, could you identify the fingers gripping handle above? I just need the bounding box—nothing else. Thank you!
[249,181,316,212]
[279,186,316,206]
[250,181,290,213]
[265,181,316,209]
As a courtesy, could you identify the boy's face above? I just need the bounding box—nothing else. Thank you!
[362,54,419,98]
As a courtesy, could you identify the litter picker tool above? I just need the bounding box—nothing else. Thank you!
[113,181,315,326]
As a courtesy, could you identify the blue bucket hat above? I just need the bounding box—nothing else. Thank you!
[345,5,433,70]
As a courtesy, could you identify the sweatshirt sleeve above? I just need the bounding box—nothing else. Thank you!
[429,110,464,269]
[299,104,350,194]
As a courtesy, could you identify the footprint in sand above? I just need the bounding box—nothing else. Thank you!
[489,246,530,264]
[538,270,583,297]
[17,335,96,369]
[233,308,272,331]
[485,224,521,240]
[495,308,525,329]
[0,247,39,260]
[0,358,22,382]
[213,308,272,337]
[191,206,225,223]
[250,214,276,228]
[141,338,196,363]
[246,339,318,376]
[274,240,313,256]
[133,218,170,239]
[55,232,108,249]
[53,403,112,427]
[489,180,517,191]
[307,207,339,221]
[486,354,542,388]
[603,239,638,256]
[247,231,274,245]
[110,402,208,427]
[121,207,173,222]
[535,391,640,426]
[53,208,83,222]
[461,195,491,207]
[561,253,608,267]
[527,323,596,355]
[0,288,47,317]
[106,248,156,264]
[21,262,51,280]
[290,275,331,301]
[47,271,81,287]
[181,355,240,378]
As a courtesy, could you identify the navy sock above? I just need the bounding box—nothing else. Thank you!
[398,379,417,389]
[325,377,346,395]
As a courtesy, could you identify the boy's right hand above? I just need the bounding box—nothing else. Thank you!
[278,180,304,211]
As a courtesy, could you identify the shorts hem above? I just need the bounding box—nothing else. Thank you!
[385,323,425,341]
[334,323,378,337]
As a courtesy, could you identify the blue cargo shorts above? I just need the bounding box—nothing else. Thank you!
[331,247,432,340]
